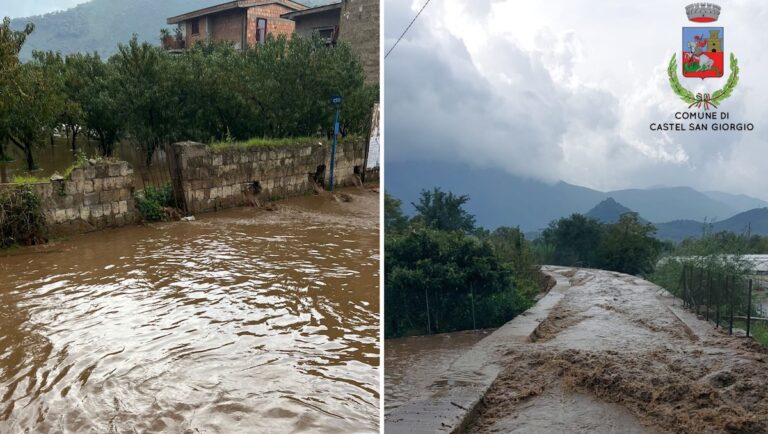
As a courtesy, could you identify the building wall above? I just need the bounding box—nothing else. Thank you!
[293,9,341,37]
[338,0,380,85]
[0,162,137,236]
[171,140,365,214]
[246,5,296,46]
[210,9,246,49]
[185,15,210,47]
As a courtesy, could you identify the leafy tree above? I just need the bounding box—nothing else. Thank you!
[0,18,34,163]
[385,192,408,235]
[73,53,123,155]
[596,212,661,275]
[110,36,178,164]
[411,188,476,233]
[3,62,63,170]
[385,228,529,337]
[541,213,603,267]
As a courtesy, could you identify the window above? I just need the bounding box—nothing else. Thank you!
[191,18,200,36]
[314,26,338,45]
[256,18,267,44]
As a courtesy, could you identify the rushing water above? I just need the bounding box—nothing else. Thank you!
[0,190,380,433]
[384,329,493,415]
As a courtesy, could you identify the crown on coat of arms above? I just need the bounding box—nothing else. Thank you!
[686,3,721,22]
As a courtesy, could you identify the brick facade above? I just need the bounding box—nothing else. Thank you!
[174,2,298,50]
[246,4,296,46]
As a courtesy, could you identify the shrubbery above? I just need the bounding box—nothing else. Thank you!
[0,186,46,247]
[134,183,174,222]
[385,190,539,338]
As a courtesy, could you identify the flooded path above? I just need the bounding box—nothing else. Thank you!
[0,189,380,433]
[468,267,768,433]
[385,330,493,415]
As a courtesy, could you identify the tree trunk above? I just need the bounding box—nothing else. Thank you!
[24,144,35,171]
[71,127,78,152]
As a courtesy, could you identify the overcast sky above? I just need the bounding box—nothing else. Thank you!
[385,0,768,200]
[0,0,89,18]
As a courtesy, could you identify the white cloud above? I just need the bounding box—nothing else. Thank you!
[385,0,768,200]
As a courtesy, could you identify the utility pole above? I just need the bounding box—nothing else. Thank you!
[329,95,342,192]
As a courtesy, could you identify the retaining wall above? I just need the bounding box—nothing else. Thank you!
[169,139,366,214]
[0,161,137,236]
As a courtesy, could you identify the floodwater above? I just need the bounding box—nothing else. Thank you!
[0,138,167,189]
[384,329,493,415]
[0,189,380,433]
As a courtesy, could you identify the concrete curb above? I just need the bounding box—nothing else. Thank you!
[385,267,571,434]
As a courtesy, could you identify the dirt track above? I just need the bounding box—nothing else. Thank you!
[468,267,768,434]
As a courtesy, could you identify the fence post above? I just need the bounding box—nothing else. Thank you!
[715,273,721,329]
[696,268,704,315]
[728,275,734,336]
[747,279,753,338]
[706,270,711,322]
[682,265,689,308]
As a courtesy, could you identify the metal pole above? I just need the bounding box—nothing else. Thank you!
[715,273,721,329]
[706,270,711,322]
[329,106,340,192]
[747,279,753,338]
[728,275,734,335]
[470,283,477,330]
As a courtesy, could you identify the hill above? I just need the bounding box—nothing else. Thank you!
[9,0,337,59]
[585,198,638,224]
[386,160,768,232]
[654,208,768,241]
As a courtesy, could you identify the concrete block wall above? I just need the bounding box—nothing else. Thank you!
[339,0,380,85]
[0,161,137,236]
[172,139,365,214]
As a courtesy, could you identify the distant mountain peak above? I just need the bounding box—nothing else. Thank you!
[586,198,638,224]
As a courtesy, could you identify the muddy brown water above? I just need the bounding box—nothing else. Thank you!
[0,138,168,189]
[0,190,380,433]
[384,329,493,415]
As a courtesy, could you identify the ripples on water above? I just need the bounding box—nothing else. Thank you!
[0,192,380,433]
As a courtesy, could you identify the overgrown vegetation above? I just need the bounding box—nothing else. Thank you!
[134,183,174,222]
[533,212,663,276]
[385,189,540,338]
[1,18,377,170]
[0,186,46,247]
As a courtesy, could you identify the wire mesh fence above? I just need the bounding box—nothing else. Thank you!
[678,264,766,338]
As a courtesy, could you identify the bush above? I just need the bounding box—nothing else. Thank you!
[134,183,174,222]
[0,186,47,247]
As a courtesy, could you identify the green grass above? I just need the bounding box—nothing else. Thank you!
[12,175,48,185]
[208,134,363,152]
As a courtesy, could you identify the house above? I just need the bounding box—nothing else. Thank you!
[282,0,379,85]
[281,2,343,45]
[165,0,308,51]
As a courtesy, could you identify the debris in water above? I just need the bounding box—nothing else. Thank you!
[181,216,196,222]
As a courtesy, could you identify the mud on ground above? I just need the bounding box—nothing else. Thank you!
[469,268,768,434]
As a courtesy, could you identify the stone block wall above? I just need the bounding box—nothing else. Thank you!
[0,161,137,236]
[171,139,365,214]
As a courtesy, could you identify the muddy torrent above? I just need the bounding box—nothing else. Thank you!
[467,268,768,434]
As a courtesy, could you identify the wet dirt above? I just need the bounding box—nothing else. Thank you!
[0,188,380,433]
[468,268,768,434]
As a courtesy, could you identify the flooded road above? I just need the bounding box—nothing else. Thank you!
[468,267,768,434]
[0,189,380,433]
[384,329,493,415]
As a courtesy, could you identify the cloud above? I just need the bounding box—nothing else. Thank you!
[2,0,89,19]
[385,0,768,200]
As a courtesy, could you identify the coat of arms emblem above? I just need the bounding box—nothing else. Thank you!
[668,3,739,109]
